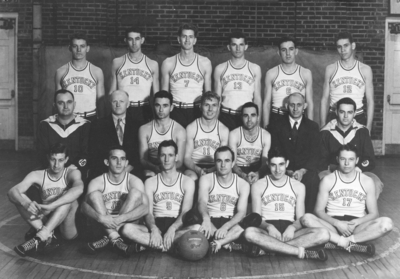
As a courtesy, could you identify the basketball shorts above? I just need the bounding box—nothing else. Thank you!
[170,107,200,128]
[155,217,177,235]
[218,111,241,131]
[264,219,293,234]
[211,217,232,229]
[127,105,153,128]
[331,215,358,235]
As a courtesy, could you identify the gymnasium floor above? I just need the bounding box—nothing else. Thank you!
[0,151,399,279]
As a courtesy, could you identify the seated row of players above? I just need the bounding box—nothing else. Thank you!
[54,24,374,133]
[9,141,392,261]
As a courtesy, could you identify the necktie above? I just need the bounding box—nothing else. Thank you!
[291,121,298,143]
[116,118,123,146]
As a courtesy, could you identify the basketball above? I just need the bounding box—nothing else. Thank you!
[176,230,209,261]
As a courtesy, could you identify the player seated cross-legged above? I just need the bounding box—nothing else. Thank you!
[184,91,229,182]
[9,143,84,257]
[122,140,200,252]
[243,147,330,261]
[81,146,148,257]
[301,144,393,256]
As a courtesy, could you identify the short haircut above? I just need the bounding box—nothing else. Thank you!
[107,145,127,158]
[336,143,358,158]
[278,36,297,49]
[228,30,247,44]
[241,102,258,115]
[125,27,144,38]
[268,147,288,162]
[69,33,88,46]
[201,91,220,106]
[109,90,129,102]
[158,140,178,157]
[214,146,235,162]
[54,89,74,103]
[288,92,305,102]
[154,90,173,105]
[336,97,356,112]
[177,23,198,37]
[335,32,353,44]
[48,142,69,157]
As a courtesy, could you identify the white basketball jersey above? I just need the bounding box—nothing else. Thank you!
[116,54,153,102]
[170,54,204,103]
[191,119,222,166]
[221,60,255,110]
[327,171,367,218]
[60,62,97,114]
[329,60,366,109]
[101,172,129,215]
[208,173,239,218]
[40,168,68,205]
[271,65,306,109]
[235,127,264,167]
[153,173,184,218]
[147,120,175,164]
[260,175,297,222]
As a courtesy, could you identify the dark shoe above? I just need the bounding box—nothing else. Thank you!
[242,243,267,257]
[14,236,46,257]
[24,227,37,241]
[345,242,375,256]
[86,236,110,254]
[324,242,337,249]
[112,237,134,258]
[305,248,328,261]
[240,213,262,229]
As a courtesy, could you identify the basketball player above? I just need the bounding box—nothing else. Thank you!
[263,36,314,128]
[301,144,392,255]
[138,90,186,177]
[184,91,230,181]
[55,33,105,121]
[9,143,84,257]
[122,140,199,252]
[229,102,271,184]
[320,32,374,132]
[161,23,212,127]
[243,147,329,261]
[214,31,262,131]
[110,28,159,127]
[81,146,148,257]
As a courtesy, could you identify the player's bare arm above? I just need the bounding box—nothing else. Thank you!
[262,67,278,128]
[184,121,203,175]
[198,173,213,239]
[161,57,175,91]
[206,123,229,174]
[251,63,263,120]
[360,63,374,132]
[302,68,314,120]
[199,55,212,92]
[320,63,336,127]
[213,63,225,96]
[54,64,68,90]
[92,65,105,117]
[138,123,161,174]
[253,129,271,180]
[148,58,160,95]
[109,56,124,93]
[172,122,187,171]
[228,129,247,180]
[144,177,163,248]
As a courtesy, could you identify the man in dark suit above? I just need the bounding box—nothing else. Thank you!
[268,93,320,213]
[89,90,141,181]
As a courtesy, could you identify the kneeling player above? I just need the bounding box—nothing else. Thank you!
[301,144,392,255]
[243,147,329,261]
[81,146,148,257]
[122,140,199,252]
[9,143,84,256]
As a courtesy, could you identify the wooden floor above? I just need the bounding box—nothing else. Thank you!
[0,151,399,279]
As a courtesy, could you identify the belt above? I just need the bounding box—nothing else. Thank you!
[330,107,364,115]
[221,106,241,115]
[271,106,288,115]
[173,101,199,109]
[130,101,149,107]
[75,109,96,118]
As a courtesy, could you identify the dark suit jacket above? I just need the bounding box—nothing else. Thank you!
[88,114,141,179]
[268,116,320,172]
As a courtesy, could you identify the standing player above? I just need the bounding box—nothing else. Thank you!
[81,146,148,257]
[243,147,329,261]
[55,33,105,121]
[161,23,212,127]
[122,140,199,252]
[301,144,392,255]
[9,143,84,257]
[263,36,314,128]
[320,32,374,132]
[110,28,159,127]
[138,91,186,177]
[184,92,230,181]
[229,102,271,185]
[214,31,262,131]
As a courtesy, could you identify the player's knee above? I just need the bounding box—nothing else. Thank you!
[300,213,315,228]
[314,228,330,243]
[243,227,257,242]
[379,217,393,234]
[120,223,134,238]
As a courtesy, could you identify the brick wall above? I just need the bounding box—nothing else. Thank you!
[0,0,389,145]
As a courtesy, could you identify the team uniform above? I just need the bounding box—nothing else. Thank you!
[101,172,130,215]
[270,65,306,124]
[147,120,175,165]
[153,173,184,234]
[116,54,153,126]
[169,54,204,127]
[60,62,98,121]
[260,175,298,234]
[40,168,69,205]
[328,60,367,125]
[219,60,255,130]
[234,126,264,173]
[191,119,223,168]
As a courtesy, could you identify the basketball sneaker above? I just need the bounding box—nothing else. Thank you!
[86,236,110,254]
[111,237,134,258]
[241,243,270,257]
[345,242,375,256]
[14,236,48,257]
[24,227,38,241]
[324,242,337,250]
[304,248,328,261]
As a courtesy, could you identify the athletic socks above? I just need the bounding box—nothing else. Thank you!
[297,246,305,259]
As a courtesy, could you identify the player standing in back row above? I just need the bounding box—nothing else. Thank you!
[161,24,212,128]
